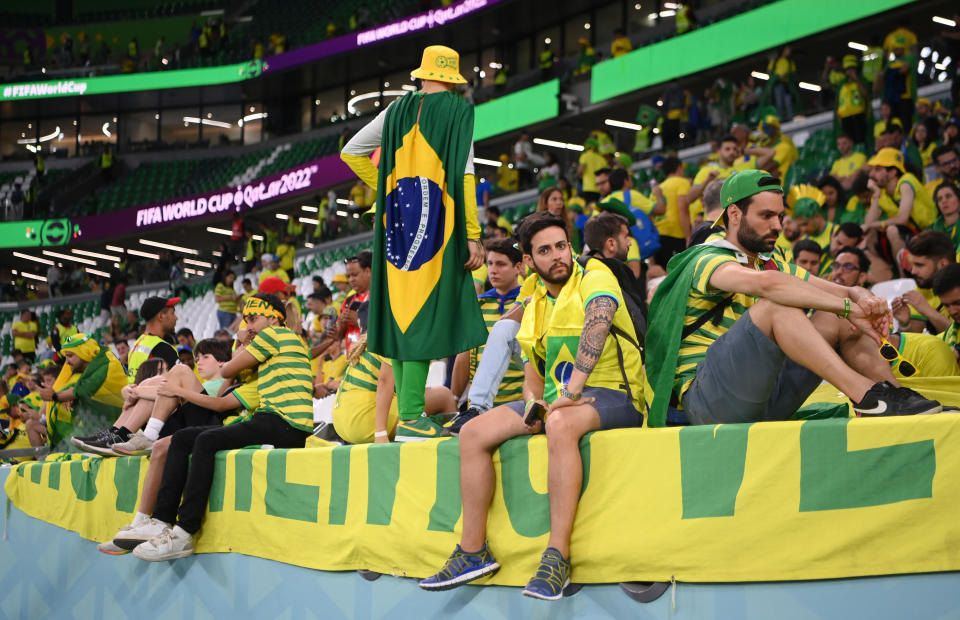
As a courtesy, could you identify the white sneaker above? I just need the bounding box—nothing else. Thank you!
[112,431,155,456]
[113,517,169,551]
[133,529,194,562]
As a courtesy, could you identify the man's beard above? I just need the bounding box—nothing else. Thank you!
[538,260,572,285]
[914,274,934,289]
[737,220,777,253]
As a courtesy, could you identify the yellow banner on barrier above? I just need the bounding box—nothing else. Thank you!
[7,413,960,585]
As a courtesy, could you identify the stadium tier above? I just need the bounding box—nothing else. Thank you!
[1,0,960,616]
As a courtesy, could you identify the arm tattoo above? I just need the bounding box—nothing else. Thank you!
[574,296,617,376]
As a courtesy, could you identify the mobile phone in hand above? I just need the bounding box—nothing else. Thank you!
[524,402,546,426]
[349,300,362,311]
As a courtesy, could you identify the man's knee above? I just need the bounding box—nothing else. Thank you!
[544,411,584,444]
[152,436,171,459]
[168,364,194,381]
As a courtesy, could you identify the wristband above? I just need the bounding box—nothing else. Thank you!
[374,430,389,438]
[837,298,851,319]
[51,391,58,402]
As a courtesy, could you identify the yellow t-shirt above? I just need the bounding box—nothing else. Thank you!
[611,36,632,58]
[772,135,798,180]
[349,184,367,208]
[497,167,518,193]
[689,164,733,220]
[655,176,692,239]
[258,268,290,284]
[608,189,656,215]
[895,173,936,230]
[12,320,38,354]
[895,333,959,378]
[908,287,952,326]
[275,243,296,271]
[578,150,608,193]
[830,153,867,179]
[768,56,796,78]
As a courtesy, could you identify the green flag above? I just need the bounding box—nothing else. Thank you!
[368,91,487,360]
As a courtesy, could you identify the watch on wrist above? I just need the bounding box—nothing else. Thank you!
[560,385,581,401]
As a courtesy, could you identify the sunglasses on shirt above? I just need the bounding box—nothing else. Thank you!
[879,338,917,377]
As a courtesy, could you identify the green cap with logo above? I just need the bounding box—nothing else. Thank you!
[714,169,783,225]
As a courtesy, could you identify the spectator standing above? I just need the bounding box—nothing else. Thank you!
[767,46,797,122]
[169,257,188,299]
[611,29,632,58]
[340,46,487,442]
[11,310,38,362]
[835,55,870,146]
[214,271,240,329]
[830,133,867,191]
[475,176,493,209]
[655,155,693,253]
[661,81,687,150]
[577,138,607,202]
[496,154,518,193]
[575,37,595,75]
[513,131,542,189]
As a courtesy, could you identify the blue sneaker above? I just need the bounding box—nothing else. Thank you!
[419,544,500,590]
[522,547,571,601]
[448,407,483,436]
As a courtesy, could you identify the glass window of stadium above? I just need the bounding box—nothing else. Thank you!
[120,110,159,151]
[563,13,592,57]
[479,47,499,87]
[241,103,264,145]
[594,3,626,50]
[346,78,380,119]
[39,117,76,158]
[160,106,201,148]
[314,87,346,125]
[0,120,36,161]
[202,104,242,147]
[79,111,117,158]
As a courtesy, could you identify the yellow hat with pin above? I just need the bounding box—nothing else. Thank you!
[410,45,467,84]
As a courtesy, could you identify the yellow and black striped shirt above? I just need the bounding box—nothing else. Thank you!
[675,244,809,405]
[471,286,524,404]
[246,325,314,431]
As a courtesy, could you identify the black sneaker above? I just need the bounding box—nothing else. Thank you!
[74,429,125,456]
[853,382,942,417]
[448,407,483,436]
[70,429,109,449]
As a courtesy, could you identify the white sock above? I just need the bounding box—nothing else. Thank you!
[143,418,164,441]
[132,511,150,525]
[172,525,192,540]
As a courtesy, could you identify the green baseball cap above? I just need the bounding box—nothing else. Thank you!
[714,169,783,225]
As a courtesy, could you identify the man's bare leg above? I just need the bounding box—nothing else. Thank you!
[810,311,901,387]
[543,405,602,558]
[457,406,535,552]
[149,364,205,426]
[747,299,874,402]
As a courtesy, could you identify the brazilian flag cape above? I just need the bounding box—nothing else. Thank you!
[369,91,487,360]
[646,243,723,428]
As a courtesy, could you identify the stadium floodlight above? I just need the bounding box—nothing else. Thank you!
[401,85,417,92]
[305,242,315,248]
[336,199,351,205]
[301,205,318,212]
[473,157,503,167]
[298,217,319,225]
[533,138,584,152]
[72,249,120,261]
[932,16,956,27]
[183,116,231,128]
[12,252,54,266]
[139,239,199,255]
[85,267,110,278]
[659,10,676,17]
[19,272,47,282]
[751,71,769,80]
[106,245,125,253]
[336,210,349,217]
[606,119,644,131]
[102,122,112,137]
[798,82,821,92]
[848,42,868,52]
[125,249,160,259]
[206,227,233,237]
[346,90,408,115]
[252,234,264,242]
[42,250,96,265]
[237,112,267,127]
[184,259,213,268]
[276,214,289,220]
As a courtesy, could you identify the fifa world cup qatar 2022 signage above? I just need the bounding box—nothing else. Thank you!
[69,153,354,243]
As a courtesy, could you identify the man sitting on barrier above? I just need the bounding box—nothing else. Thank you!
[420,212,644,600]
[647,170,941,428]
[131,293,313,562]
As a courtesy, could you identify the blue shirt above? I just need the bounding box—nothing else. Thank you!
[476,179,493,207]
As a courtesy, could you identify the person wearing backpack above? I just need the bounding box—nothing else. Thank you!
[420,212,643,600]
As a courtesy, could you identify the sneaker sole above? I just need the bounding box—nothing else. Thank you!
[132,547,194,562]
[858,404,943,417]
[522,577,571,601]
[394,434,437,442]
[113,536,152,551]
[80,443,121,457]
[112,446,151,456]
[419,562,500,590]
[98,543,130,555]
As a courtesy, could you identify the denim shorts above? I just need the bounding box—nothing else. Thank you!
[503,386,643,431]
[682,308,822,425]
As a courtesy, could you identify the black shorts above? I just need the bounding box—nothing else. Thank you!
[160,402,223,437]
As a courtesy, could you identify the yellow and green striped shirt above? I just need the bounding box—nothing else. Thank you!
[338,350,384,397]
[246,325,314,431]
[675,242,810,405]
[941,321,958,349]
[215,283,238,313]
[471,287,524,404]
